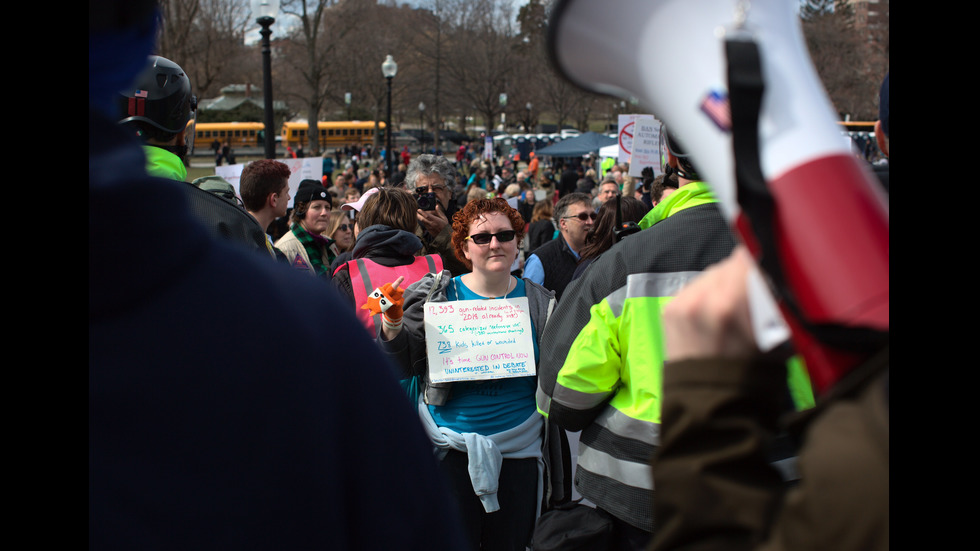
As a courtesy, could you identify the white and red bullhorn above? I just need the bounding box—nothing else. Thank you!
[549,0,888,393]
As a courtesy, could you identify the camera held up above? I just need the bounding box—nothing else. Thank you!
[416,191,438,211]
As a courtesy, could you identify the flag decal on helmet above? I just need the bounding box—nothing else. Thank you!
[700,90,731,132]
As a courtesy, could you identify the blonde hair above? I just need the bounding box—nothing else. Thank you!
[466,185,486,204]
[324,209,351,238]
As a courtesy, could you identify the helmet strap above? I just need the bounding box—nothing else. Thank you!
[673,163,698,180]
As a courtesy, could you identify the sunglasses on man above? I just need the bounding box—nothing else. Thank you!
[562,212,597,222]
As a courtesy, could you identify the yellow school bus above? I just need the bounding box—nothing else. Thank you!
[838,121,876,133]
[194,122,269,149]
[280,120,386,149]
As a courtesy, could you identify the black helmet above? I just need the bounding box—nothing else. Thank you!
[659,123,700,180]
[118,55,197,134]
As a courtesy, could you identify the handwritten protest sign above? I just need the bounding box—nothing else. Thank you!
[628,115,663,178]
[424,297,536,383]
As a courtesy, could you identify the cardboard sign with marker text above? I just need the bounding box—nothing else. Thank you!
[424,297,536,383]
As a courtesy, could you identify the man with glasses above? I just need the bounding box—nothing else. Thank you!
[523,192,595,301]
[405,154,468,276]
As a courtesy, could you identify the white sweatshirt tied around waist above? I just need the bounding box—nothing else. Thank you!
[417,395,544,513]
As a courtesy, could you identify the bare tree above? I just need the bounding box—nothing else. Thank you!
[165,0,679,145]
[440,0,518,133]
[278,0,373,155]
[512,0,614,133]
[801,1,887,121]
[157,0,255,99]
[311,3,422,156]
[157,0,200,72]
[799,0,836,19]
[571,94,599,133]
[413,1,448,149]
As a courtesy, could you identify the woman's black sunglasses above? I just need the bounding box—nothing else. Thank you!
[465,230,517,245]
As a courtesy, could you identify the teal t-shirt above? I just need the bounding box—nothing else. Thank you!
[427,276,539,435]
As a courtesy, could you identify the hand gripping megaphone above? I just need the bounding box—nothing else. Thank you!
[547,0,888,394]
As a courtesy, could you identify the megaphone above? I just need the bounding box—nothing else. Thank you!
[548,0,888,394]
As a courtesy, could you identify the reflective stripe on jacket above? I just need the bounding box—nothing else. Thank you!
[540,270,701,532]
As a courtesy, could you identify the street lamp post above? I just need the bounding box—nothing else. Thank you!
[419,102,425,154]
[381,55,398,179]
[526,102,532,132]
[499,93,507,132]
[252,0,280,160]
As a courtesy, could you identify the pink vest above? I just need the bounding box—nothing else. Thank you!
[348,255,443,335]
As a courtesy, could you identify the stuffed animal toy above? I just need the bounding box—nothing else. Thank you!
[362,281,405,332]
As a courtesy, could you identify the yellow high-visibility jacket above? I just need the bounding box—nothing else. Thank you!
[537,182,810,533]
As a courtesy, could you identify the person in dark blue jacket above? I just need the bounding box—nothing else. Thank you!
[90,3,467,549]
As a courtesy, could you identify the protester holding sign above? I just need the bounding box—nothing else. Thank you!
[372,198,571,551]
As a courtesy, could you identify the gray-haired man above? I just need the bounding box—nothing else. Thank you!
[404,154,468,276]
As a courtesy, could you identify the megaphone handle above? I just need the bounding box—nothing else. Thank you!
[726,37,888,394]
[745,260,790,353]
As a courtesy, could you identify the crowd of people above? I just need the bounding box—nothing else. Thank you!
[91,1,888,550]
[235,128,662,296]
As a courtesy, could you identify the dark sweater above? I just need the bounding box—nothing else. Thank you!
[530,234,579,301]
[527,220,557,254]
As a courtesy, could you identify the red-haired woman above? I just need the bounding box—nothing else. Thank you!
[377,197,568,551]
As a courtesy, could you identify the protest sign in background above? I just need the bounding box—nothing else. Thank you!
[216,158,324,205]
[628,115,663,178]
